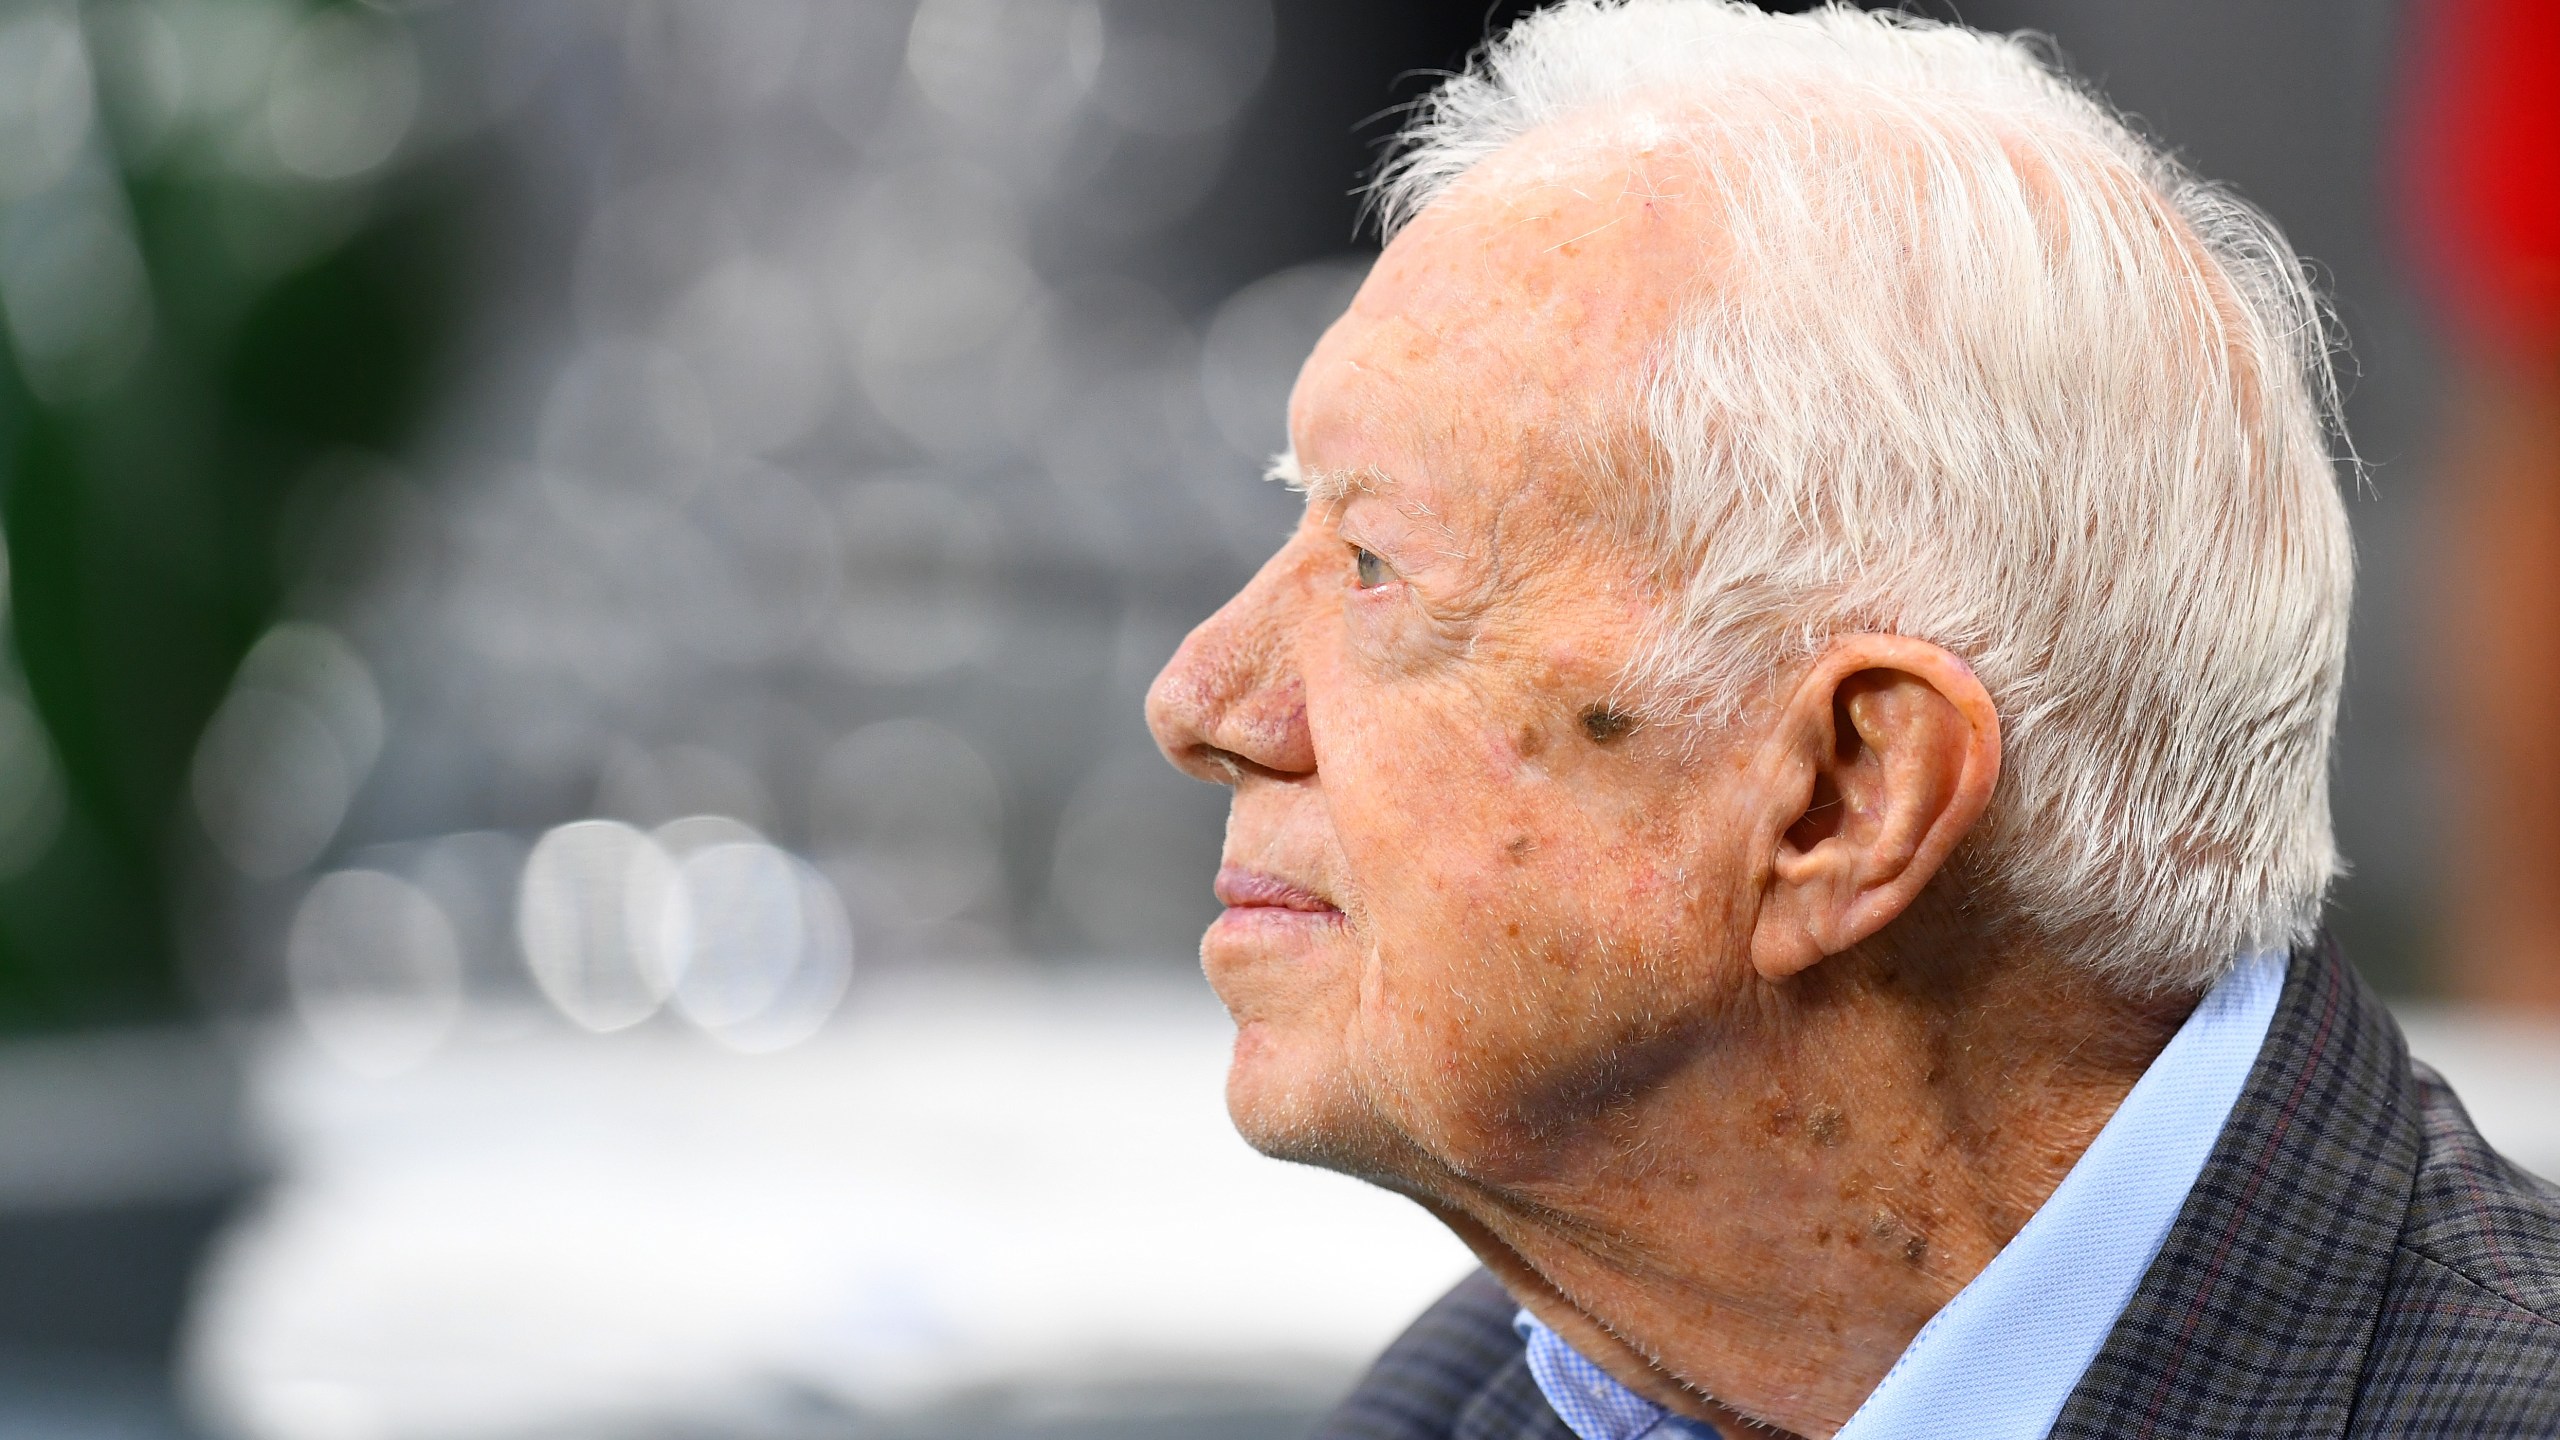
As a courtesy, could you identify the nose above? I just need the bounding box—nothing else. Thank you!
[1147,544,1319,784]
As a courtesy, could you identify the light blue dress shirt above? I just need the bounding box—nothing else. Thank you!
[1515,948,2289,1440]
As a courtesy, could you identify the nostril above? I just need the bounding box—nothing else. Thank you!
[1145,592,1314,780]
[1189,744,1252,784]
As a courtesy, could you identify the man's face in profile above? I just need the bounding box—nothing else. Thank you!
[1147,142,1775,1190]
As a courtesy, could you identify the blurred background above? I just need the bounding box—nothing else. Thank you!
[0,0,2547,1436]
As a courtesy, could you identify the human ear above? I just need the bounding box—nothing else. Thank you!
[1748,637,2001,982]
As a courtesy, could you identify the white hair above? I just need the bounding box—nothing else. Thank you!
[1374,0,2355,994]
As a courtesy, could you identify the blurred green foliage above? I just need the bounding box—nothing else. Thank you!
[0,0,457,1032]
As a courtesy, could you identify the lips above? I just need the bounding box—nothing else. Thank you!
[1214,866,1342,914]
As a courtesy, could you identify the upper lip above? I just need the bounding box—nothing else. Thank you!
[1214,866,1341,913]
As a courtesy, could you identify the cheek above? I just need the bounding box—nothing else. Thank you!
[1320,698,1754,1166]
[1333,700,1689,963]
[1330,701,1547,920]
[1325,713,1590,1018]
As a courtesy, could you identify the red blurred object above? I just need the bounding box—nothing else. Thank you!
[2399,0,2560,359]
[2406,0,2560,1010]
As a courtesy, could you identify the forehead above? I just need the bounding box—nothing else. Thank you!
[1287,123,1727,523]
[1300,128,1720,456]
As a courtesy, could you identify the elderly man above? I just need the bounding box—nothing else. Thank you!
[1145,2,2560,1437]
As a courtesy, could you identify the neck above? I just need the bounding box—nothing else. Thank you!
[1416,941,2194,1440]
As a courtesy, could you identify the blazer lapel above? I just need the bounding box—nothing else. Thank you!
[2048,935,2423,1440]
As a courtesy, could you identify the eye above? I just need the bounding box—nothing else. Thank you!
[1351,545,1389,589]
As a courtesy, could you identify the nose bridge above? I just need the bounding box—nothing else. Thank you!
[1147,538,1318,781]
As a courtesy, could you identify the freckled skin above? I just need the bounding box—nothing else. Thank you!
[1147,122,2193,1440]
[1806,1105,1847,1147]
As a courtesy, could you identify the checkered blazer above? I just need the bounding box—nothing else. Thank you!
[1313,936,2560,1438]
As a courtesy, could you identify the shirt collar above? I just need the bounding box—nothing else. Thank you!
[1514,1311,1720,1440]
[1513,948,2288,1440]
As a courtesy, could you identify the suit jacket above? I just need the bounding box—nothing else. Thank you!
[1314,936,2560,1438]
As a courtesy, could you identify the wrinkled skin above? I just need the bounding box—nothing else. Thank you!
[1146,128,2188,1439]
[1154,134,1746,1186]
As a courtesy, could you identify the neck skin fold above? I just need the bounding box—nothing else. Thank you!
[1402,941,2193,1440]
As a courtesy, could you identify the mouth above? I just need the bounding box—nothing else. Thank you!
[1212,866,1344,918]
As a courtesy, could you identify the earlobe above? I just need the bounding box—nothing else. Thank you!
[1750,896,1840,983]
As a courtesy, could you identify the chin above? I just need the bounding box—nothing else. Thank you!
[1223,1022,1441,1192]
[1222,1019,1335,1151]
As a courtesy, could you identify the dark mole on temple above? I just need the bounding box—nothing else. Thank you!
[1580,704,1637,743]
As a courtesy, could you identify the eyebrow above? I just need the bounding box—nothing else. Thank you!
[1265,452,1392,504]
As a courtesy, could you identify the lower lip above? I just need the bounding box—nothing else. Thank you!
[1209,904,1346,934]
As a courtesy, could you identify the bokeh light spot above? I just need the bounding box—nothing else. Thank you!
[265,8,420,182]
[289,868,464,1078]
[516,820,687,1033]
